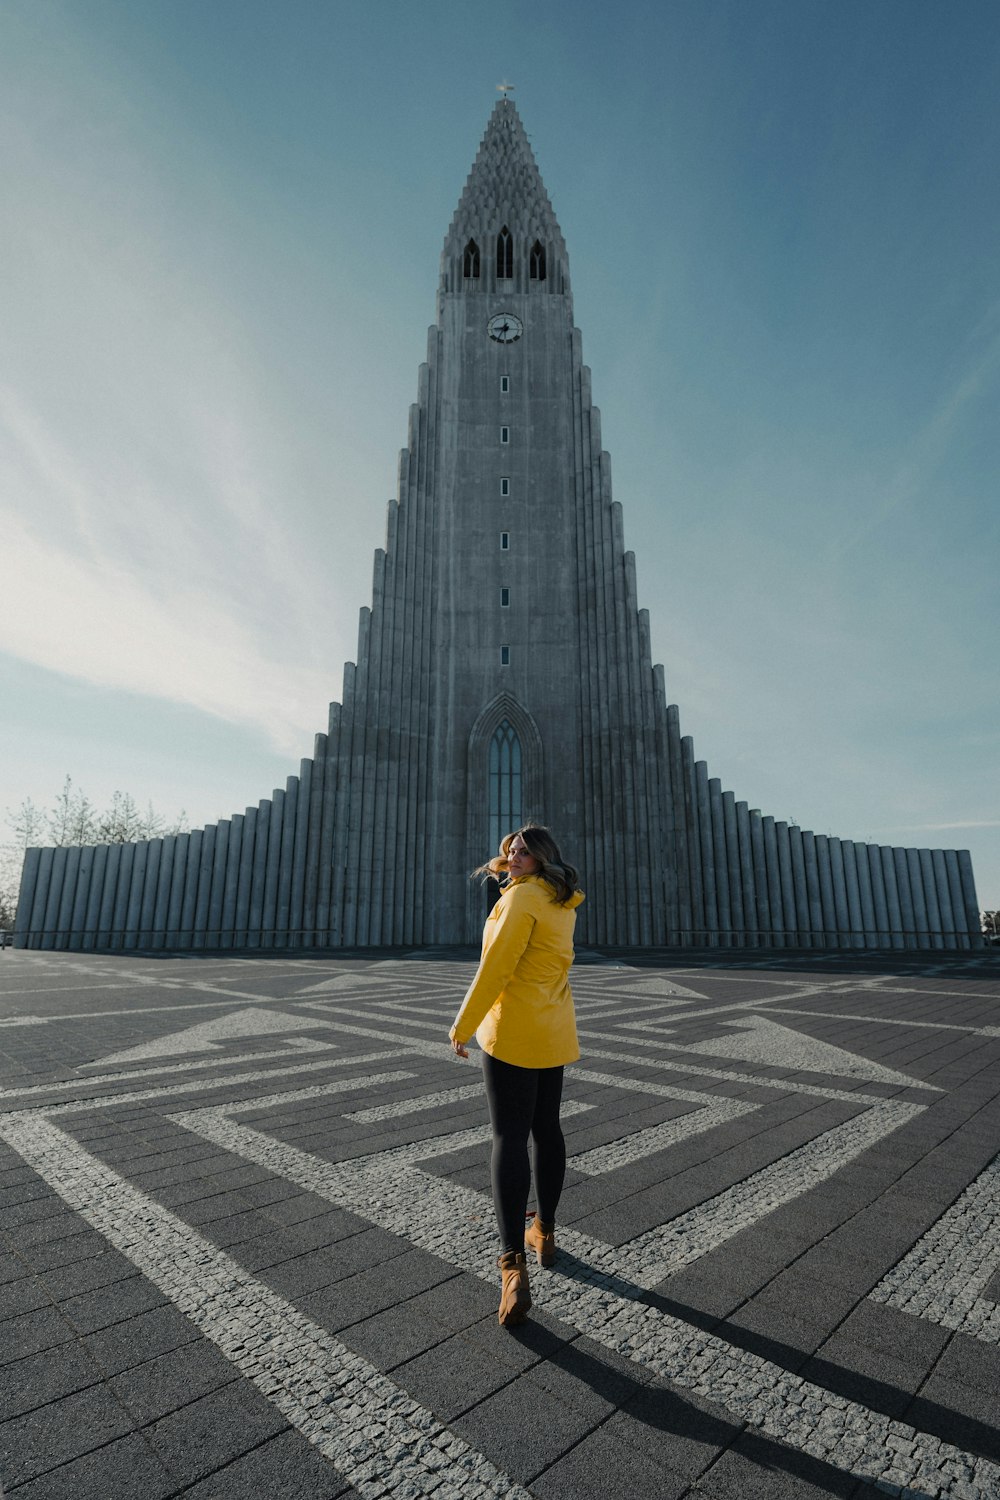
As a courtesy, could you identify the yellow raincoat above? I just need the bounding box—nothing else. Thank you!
[449,874,584,1068]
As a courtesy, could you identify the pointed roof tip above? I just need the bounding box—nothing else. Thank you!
[444,92,565,254]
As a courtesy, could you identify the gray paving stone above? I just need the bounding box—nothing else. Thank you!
[449,1370,599,1485]
[109,1338,239,1424]
[301,1245,459,1331]
[532,1420,689,1500]
[141,1375,289,1484]
[694,1428,860,1499]
[0,1304,76,1364]
[2,949,999,1500]
[0,1381,136,1488]
[173,1428,353,1498]
[82,1302,201,1376]
[56,1271,169,1333]
[0,1339,101,1422]
[0,1431,176,1500]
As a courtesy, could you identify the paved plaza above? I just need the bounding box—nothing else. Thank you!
[1,945,999,1499]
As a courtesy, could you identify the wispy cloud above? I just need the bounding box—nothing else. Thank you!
[0,509,330,756]
[874,821,1000,833]
[831,299,1000,559]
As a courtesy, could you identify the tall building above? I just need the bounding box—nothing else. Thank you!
[15,100,982,952]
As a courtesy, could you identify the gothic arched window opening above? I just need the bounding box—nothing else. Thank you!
[489,718,522,856]
[463,239,481,278]
[529,240,546,280]
[496,226,513,280]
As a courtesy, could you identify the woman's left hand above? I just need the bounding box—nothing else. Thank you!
[450,1037,469,1059]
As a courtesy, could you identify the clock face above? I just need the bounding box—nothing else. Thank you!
[487,313,523,344]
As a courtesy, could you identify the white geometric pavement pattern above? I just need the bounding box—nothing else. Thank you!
[2,961,997,1499]
[870,1151,1000,1345]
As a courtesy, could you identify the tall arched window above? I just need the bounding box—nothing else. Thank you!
[529,240,546,281]
[496,226,513,280]
[463,239,480,278]
[489,719,522,855]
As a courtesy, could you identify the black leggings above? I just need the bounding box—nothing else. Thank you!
[481,1052,567,1255]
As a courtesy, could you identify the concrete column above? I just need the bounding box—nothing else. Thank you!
[892,847,916,948]
[138,840,163,948]
[709,780,731,944]
[41,847,68,950]
[849,842,876,947]
[303,733,328,946]
[110,843,136,950]
[98,843,123,949]
[879,847,905,950]
[801,831,824,946]
[82,844,110,951]
[234,809,258,946]
[735,802,758,946]
[681,737,704,945]
[642,623,669,946]
[247,802,271,948]
[866,844,889,946]
[179,830,204,948]
[666,707,691,943]
[122,842,149,950]
[55,846,80,951]
[288,759,313,949]
[929,850,957,950]
[775,822,799,945]
[653,671,677,943]
[275,780,299,948]
[218,817,243,951]
[956,850,982,946]
[906,848,931,949]
[695,761,718,946]
[260,793,285,949]
[722,791,744,942]
[814,835,838,947]
[68,845,95,948]
[943,850,969,950]
[827,838,850,944]
[761,816,784,947]
[152,838,175,951]
[13,847,42,948]
[918,848,944,950]
[749,811,772,944]
[165,834,189,947]
[192,826,217,951]
[207,822,231,950]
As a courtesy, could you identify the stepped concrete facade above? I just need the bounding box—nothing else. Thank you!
[15,101,982,952]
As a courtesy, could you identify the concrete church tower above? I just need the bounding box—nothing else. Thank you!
[15,100,983,952]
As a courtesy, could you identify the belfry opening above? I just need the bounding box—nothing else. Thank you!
[14,99,983,952]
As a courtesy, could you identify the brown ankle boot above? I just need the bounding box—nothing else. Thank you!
[497,1251,531,1327]
[525,1214,556,1266]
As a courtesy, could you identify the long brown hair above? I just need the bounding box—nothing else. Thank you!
[472,824,580,905]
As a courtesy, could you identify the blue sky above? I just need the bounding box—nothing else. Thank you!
[2,0,998,907]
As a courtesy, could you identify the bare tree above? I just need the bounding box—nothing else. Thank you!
[47,775,97,846]
[1,778,189,931]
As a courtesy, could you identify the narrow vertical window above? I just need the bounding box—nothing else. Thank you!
[500,375,509,393]
[489,718,522,855]
[463,239,480,278]
[500,426,509,444]
[500,587,510,607]
[529,240,546,280]
[500,532,509,550]
[496,226,513,280]
[500,646,510,665]
[500,477,510,496]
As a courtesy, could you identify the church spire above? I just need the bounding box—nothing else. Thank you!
[440,99,570,299]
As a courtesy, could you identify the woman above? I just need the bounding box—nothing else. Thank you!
[449,824,584,1327]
